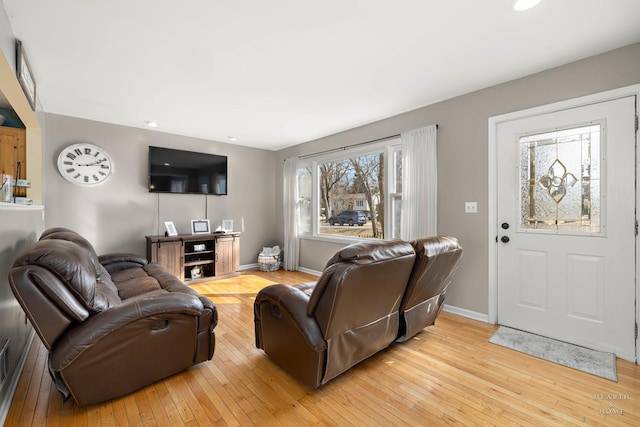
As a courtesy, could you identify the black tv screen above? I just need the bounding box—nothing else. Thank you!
[148,146,227,195]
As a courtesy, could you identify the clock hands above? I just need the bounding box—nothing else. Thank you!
[77,158,108,167]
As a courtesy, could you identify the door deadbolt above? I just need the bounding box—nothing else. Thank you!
[501,223,509,230]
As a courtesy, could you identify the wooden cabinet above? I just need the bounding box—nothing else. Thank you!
[146,233,240,283]
[214,234,240,276]
[0,126,27,197]
[147,238,183,278]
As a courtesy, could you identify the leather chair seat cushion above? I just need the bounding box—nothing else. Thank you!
[110,267,162,300]
[143,263,191,292]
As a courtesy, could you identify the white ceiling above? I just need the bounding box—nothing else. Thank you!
[3,0,640,150]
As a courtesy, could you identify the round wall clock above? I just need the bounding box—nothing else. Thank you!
[57,143,114,186]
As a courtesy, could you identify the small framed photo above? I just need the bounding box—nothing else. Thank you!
[16,40,36,111]
[164,221,178,236]
[191,219,211,235]
[221,219,233,232]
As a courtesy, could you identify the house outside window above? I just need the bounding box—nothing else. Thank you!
[297,138,401,242]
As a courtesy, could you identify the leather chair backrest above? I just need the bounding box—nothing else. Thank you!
[40,226,79,240]
[9,239,121,349]
[40,228,101,267]
[402,236,462,309]
[307,239,415,382]
[39,227,121,297]
[400,236,463,317]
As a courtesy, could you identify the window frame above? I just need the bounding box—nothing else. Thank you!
[298,137,401,244]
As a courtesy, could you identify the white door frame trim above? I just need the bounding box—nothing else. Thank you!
[488,84,640,361]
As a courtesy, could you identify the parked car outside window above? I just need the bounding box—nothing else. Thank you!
[328,210,368,226]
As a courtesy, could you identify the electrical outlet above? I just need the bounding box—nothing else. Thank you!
[465,202,478,213]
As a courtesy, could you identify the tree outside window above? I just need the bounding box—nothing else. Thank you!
[298,139,401,241]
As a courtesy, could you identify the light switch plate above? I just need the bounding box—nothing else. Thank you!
[465,202,478,213]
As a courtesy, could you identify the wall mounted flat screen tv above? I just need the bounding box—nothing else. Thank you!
[148,146,227,195]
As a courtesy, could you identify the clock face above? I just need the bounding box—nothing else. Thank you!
[57,143,114,186]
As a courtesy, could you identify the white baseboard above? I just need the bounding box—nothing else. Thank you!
[297,267,322,276]
[240,263,322,277]
[239,263,259,271]
[442,304,490,323]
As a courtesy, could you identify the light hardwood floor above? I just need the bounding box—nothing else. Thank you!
[5,269,640,426]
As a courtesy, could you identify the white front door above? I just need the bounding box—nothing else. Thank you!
[496,96,637,361]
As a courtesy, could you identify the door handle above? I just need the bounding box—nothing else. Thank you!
[501,236,510,243]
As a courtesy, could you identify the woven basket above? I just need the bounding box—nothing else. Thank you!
[258,254,280,272]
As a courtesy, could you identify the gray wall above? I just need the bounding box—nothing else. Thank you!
[275,42,640,317]
[43,113,278,264]
[0,206,44,423]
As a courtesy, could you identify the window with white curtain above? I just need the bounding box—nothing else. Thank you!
[297,138,402,242]
[297,166,312,235]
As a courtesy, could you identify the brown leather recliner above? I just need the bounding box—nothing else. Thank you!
[396,236,463,342]
[9,228,217,406]
[254,239,416,388]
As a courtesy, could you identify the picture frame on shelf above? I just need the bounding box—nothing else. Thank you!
[164,221,178,236]
[16,40,36,110]
[190,266,202,279]
[191,219,211,235]
[221,219,233,232]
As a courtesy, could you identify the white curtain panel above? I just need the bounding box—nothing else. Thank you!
[283,157,300,270]
[401,124,437,240]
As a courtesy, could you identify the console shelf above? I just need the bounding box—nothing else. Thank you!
[146,232,240,283]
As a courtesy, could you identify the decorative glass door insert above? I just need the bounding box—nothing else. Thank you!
[519,123,602,234]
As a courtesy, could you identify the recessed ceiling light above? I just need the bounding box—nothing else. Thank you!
[145,121,158,128]
[227,136,238,142]
[512,0,541,11]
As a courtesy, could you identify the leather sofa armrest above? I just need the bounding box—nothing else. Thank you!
[99,253,148,273]
[254,284,325,352]
[50,291,205,370]
[197,295,216,316]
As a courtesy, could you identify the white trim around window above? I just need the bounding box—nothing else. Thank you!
[298,138,401,244]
